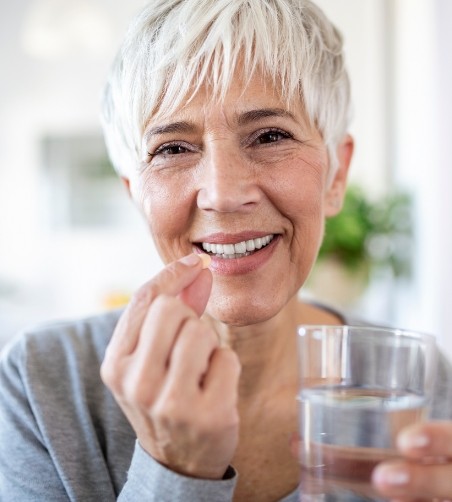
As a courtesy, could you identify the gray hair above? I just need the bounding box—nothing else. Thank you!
[101,0,351,179]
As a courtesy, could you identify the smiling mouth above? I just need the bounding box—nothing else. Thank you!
[196,234,275,259]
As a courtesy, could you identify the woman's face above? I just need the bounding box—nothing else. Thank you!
[125,72,352,326]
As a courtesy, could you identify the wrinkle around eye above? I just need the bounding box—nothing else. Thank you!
[148,141,195,157]
[246,136,326,170]
[257,131,292,145]
[245,127,294,148]
[142,138,202,168]
[144,149,201,173]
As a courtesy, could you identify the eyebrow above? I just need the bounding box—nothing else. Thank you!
[144,121,196,142]
[236,108,297,125]
[144,107,297,142]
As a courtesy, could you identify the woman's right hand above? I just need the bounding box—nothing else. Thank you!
[100,253,241,479]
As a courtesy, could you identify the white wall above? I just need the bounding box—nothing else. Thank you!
[319,0,452,360]
[437,0,452,357]
[315,0,390,194]
[0,0,163,345]
[388,0,452,357]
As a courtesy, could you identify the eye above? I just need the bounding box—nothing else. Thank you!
[252,128,293,146]
[147,142,192,158]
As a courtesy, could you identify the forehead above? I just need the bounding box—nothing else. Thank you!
[146,70,310,131]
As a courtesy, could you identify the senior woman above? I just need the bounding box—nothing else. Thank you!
[2,0,452,501]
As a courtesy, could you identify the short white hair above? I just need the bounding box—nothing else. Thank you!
[101,0,351,178]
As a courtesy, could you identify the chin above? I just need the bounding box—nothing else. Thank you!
[205,293,286,327]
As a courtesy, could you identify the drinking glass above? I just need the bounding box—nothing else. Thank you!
[297,325,437,501]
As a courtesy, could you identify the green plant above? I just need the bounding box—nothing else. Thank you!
[318,185,413,278]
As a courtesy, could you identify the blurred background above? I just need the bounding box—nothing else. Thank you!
[0,0,451,357]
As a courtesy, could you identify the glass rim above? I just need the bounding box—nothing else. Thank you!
[297,324,437,344]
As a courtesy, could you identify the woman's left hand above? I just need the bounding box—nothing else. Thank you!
[372,421,452,500]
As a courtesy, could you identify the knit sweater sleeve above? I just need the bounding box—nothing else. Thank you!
[118,441,237,502]
[0,337,70,500]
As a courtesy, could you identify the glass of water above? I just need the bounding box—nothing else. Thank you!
[297,325,437,501]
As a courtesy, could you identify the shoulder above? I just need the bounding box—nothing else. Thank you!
[302,298,370,326]
[0,309,126,433]
[1,308,123,381]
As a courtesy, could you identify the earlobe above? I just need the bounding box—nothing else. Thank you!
[325,134,354,217]
[120,176,132,198]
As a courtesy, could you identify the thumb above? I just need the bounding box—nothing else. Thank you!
[179,267,213,316]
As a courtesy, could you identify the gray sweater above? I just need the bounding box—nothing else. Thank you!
[1,308,452,501]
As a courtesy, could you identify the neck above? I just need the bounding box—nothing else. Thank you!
[204,296,343,403]
[207,297,300,401]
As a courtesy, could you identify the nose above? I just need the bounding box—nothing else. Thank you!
[196,146,261,212]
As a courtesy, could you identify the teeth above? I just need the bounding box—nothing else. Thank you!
[234,241,247,254]
[223,244,235,254]
[201,234,274,257]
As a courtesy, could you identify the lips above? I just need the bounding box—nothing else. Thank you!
[200,234,274,259]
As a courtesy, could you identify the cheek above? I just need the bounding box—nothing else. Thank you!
[269,162,326,276]
[268,157,327,226]
[130,171,195,258]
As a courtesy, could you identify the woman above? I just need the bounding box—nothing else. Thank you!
[1,0,452,500]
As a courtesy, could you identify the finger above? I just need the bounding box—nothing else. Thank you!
[397,421,452,459]
[165,318,219,391]
[123,296,198,402]
[107,253,211,356]
[137,295,197,367]
[372,459,452,500]
[179,268,213,316]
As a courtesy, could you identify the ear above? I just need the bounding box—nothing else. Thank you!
[120,176,132,198]
[324,134,354,217]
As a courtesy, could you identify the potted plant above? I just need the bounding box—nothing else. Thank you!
[307,185,413,306]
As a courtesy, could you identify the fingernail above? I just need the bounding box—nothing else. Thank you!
[372,465,409,486]
[180,253,211,268]
[398,429,430,450]
[180,253,201,266]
